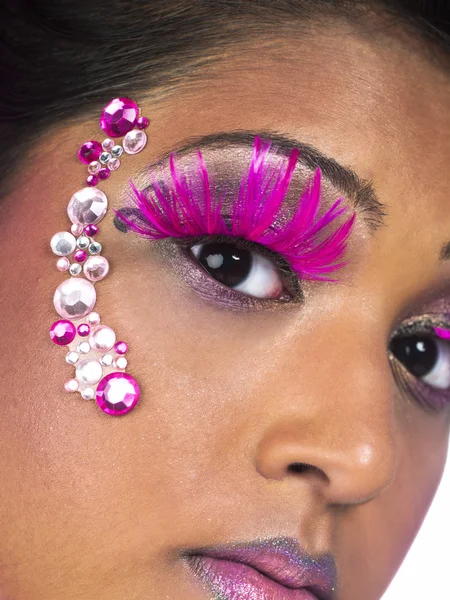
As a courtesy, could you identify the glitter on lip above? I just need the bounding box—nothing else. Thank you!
[184,536,337,600]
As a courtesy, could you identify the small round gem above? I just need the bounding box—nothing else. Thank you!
[87,312,101,325]
[99,151,111,165]
[98,168,110,180]
[68,187,108,226]
[96,372,140,416]
[66,351,79,365]
[65,379,79,392]
[69,263,82,276]
[71,224,84,236]
[123,130,147,155]
[90,325,116,351]
[74,249,87,263]
[81,387,95,401]
[77,341,91,354]
[50,231,77,256]
[115,356,128,370]
[76,358,103,385]
[77,235,90,249]
[136,116,149,130]
[77,323,90,337]
[102,138,114,152]
[56,257,70,272]
[89,242,102,255]
[54,278,97,320]
[84,224,98,237]
[100,98,139,138]
[50,319,76,345]
[100,353,114,366]
[78,140,102,165]
[83,255,109,281]
[111,145,123,158]
[87,175,99,187]
[108,157,120,171]
[114,341,128,355]
[88,161,101,175]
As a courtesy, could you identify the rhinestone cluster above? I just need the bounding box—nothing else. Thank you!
[49,98,142,416]
[78,98,149,186]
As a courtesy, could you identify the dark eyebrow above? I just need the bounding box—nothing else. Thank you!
[167,130,386,232]
[440,242,450,261]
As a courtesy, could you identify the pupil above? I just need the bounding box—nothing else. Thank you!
[390,335,438,378]
[198,242,252,287]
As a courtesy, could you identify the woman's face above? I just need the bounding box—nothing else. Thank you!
[0,25,449,600]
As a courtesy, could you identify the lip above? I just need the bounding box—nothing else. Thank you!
[185,537,336,600]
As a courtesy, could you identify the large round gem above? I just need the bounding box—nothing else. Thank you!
[83,255,109,281]
[90,325,116,351]
[123,130,147,155]
[50,319,76,345]
[67,187,108,226]
[76,358,103,385]
[54,278,96,320]
[99,98,138,138]
[50,231,77,256]
[96,372,140,416]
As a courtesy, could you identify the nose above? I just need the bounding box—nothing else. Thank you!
[254,325,397,506]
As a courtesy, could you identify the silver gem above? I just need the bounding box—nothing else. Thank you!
[99,151,111,165]
[100,353,114,366]
[69,263,82,276]
[81,387,95,401]
[77,235,90,249]
[111,145,123,158]
[115,356,128,370]
[54,278,97,320]
[67,187,108,226]
[50,231,77,256]
[89,242,102,255]
[66,351,79,365]
[76,359,103,385]
[77,341,91,354]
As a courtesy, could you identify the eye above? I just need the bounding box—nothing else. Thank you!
[390,334,450,390]
[190,240,285,299]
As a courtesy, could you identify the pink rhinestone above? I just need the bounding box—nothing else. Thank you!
[87,312,101,325]
[71,223,84,236]
[85,224,99,237]
[77,323,90,337]
[78,141,102,165]
[74,249,87,263]
[108,157,120,171]
[114,341,128,355]
[100,98,139,138]
[98,168,110,180]
[123,130,147,155]
[87,175,99,187]
[96,372,140,416]
[88,161,101,175]
[102,138,115,152]
[65,379,79,393]
[56,257,70,272]
[50,319,77,345]
[83,255,109,282]
[68,187,108,226]
[136,116,149,130]
[54,278,96,320]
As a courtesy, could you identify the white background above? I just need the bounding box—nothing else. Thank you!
[382,446,449,598]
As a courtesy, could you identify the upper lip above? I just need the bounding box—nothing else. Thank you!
[188,536,336,599]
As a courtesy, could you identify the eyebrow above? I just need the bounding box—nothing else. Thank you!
[440,242,450,261]
[163,130,386,232]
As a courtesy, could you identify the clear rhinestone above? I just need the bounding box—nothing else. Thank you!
[76,359,103,385]
[111,145,123,158]
[115,356,128,370]
[90,326,116,351]
[77,341,91,354]
[81,387,95,401]
[66,351,79,365]
[100,353,114,366]
[123,130,147,155]
[89,242,102,255]
[99,151,111,164]
[87,312,101,325]
[50,232,77,256]
[67,187,108,226]
[54,278,96,320]
[77,235,90,249]
[69,263,82,276]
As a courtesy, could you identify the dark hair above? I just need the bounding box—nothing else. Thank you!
[0,0,449,193]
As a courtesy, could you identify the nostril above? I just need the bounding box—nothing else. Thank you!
[288,462,326,479]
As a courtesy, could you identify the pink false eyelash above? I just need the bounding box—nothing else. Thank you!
[435,327,450,340]
[115,136,356,281]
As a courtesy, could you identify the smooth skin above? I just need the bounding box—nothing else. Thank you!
[0,21,449,600]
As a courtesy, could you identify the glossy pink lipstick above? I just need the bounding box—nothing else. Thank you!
[185,537,336,600]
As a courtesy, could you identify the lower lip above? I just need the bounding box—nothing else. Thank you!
[189,555,319,600]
